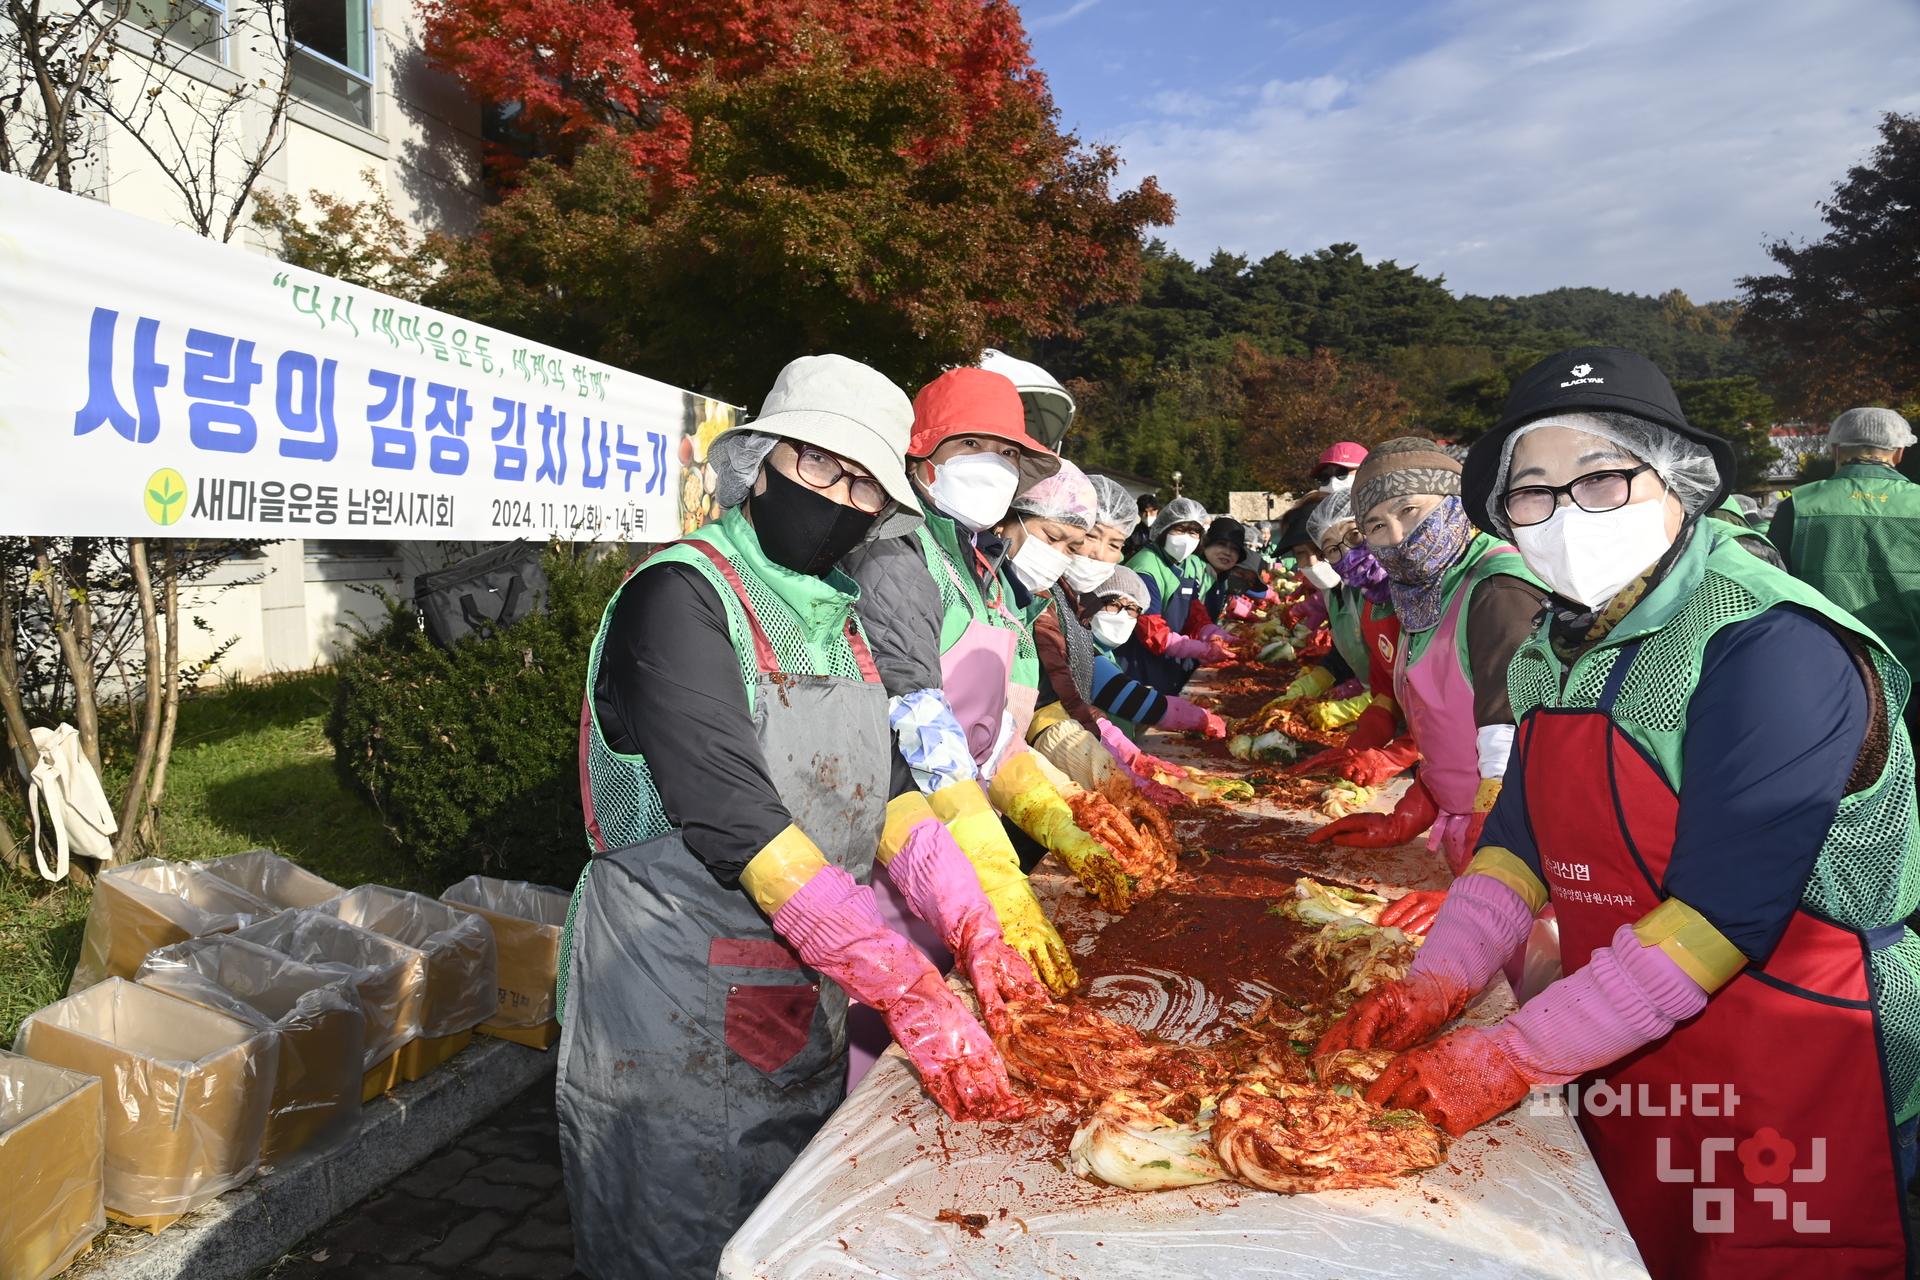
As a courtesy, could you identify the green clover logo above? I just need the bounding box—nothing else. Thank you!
[145,468,186,526]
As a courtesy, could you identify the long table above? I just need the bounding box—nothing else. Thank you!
[722,693,1649,1280]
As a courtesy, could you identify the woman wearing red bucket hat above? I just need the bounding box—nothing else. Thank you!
[844,368,1135,988]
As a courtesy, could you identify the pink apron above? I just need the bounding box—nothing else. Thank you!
[1394,549,1560,999]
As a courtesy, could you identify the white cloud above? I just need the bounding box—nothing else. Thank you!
[1111,0,1920,300]
[1029,0,1106,31]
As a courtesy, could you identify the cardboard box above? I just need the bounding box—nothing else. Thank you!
[234,909,425,1085]
[68,859,276,993]
[0,1050,104,1280]
[359,1052,402,1104]
[395,1029,474,1082]
[314,887,497,1041]
[17,980,275,1233]
[196,850,342,911]
[136,935,365,1167]
[440,876,568,1049]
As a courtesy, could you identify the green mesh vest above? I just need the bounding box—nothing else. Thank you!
[1325,588,1368,680]
[557,509,871,1021]
[916,511,1040,692]
[1786,463,1920,696]
[1506,524,1920,1121]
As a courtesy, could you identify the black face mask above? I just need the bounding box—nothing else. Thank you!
[748,463,880,576]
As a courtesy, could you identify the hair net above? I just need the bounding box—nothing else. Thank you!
[1829,407,1916,450]
[1094,565,1152,610]
[710,430,782,510]
[1305,487,1353,547]
[1734,493,1760,517]
[1088,474,1141,536]
[1149,496,1210,542]
[1489,411,1721,537]
[1009,458,1098,530]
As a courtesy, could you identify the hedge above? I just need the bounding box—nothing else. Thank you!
[327,547,630,888]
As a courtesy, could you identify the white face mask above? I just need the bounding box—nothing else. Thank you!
[1009,524,1072,593]
[1091,610,1137,647]
[925,452,1020,532]
[1302,560,1342,592]
[1512,497,1674,609]
[1163,532,1200,562]
[1064,554,1112,594]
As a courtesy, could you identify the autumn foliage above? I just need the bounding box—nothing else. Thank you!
[420,0,1043,187]
[420,5,1173,399]
[1233,345,1413,491]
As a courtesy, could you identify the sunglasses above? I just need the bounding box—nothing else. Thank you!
[1503,464,1653,528]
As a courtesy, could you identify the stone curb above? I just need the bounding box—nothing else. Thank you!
[70,1037,557,1280]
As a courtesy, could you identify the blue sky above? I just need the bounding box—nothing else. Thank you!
[1014,0,1920,302]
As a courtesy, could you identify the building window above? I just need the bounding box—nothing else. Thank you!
[130,0,227,61]
[289,0,373,129]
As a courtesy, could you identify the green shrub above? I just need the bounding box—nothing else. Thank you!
[327,547,630,888]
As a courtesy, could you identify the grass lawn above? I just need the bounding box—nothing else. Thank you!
[0,670,415,1043]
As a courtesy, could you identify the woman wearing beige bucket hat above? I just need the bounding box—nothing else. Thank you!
[557,355,1031,1280]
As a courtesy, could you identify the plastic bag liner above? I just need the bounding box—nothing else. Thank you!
[15,978,277,1231]
[311,886,497,1040]
[195,849,342,910]
[68,857,276,993]
[440,875,567,1034]
[136,935,365,1168]
[0,1048,104,1280]
[233,909,424,1073]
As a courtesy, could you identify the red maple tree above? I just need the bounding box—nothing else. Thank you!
[422,0,1042,185]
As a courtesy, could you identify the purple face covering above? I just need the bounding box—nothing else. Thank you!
[1334,545,1392,607]
[1371,496,1470,632]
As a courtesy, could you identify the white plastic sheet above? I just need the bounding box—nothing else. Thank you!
[439,875,568,1034]
[723,715,1633,1279]
[135,934,366,1167]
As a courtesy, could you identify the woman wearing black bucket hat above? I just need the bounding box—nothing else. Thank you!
[1318,346,1920,1280]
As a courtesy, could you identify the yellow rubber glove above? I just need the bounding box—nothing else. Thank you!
[927,781,1078,995]
[1277,664,1336,705]
[987,753,1133,914]
[1303,691,1373,732]
[739,824,831,916]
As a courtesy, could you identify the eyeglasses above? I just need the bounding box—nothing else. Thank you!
[1099,600,1143,617]
[791,444,889,514]
[1318,529,1364,559]
[1502,464,1653,528]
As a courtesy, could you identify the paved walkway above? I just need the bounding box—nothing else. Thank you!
[263,1078,578,1280]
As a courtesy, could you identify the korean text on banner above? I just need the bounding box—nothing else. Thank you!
[0,173,734,542]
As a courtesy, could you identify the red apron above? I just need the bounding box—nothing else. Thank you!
[1517,642,1911,1279]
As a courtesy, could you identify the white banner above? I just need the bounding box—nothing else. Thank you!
[0,173,737,542]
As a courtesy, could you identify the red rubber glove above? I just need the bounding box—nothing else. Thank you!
[1338,741,1422,788]
[1312,970,1476,1057]
[1379,889,1446,937]
[1342,703,1402,754]
[1306,778,1438,847]
[1365,1027,1532,1137]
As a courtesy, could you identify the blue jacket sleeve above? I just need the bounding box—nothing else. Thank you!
[1664,606,1869,963]
[1091,652,1170,725]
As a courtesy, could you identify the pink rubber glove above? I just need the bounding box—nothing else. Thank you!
[1092,719,1189,805]
[773,866,1023,1121]
[1293,593,1328,629]
[1157,697,1226,738]
[1328,678,1366,700]
[1198,623,1231,644]
[1315,874,1536,1057]
[884,818,1050,1036]
[1161,633,1225,664]
[1226,596,1256,621]
[1369,924,1708,1135]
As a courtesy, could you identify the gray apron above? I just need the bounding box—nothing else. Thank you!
[556,545,890,1280]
